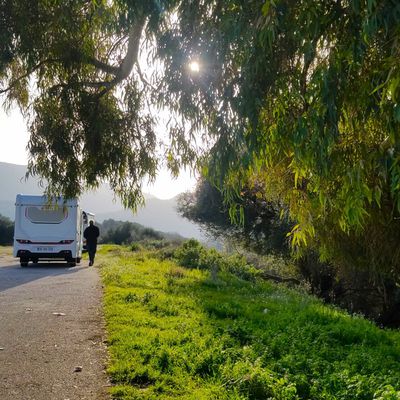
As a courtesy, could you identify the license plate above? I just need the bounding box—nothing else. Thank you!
[36,247,54,252]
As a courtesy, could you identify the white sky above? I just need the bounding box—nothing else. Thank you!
[0,108,197,199]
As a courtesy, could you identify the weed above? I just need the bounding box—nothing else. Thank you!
[124,292,138,303]
[130,243,142,252]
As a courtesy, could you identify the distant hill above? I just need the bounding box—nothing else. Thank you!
[0,161,205,240]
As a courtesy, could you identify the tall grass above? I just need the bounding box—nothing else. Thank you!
[98,245,400,399]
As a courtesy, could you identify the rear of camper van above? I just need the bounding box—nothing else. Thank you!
[13,195,83,267]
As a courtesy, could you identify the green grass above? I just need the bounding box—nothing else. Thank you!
[98,245,400,399]
[0,245,12,256]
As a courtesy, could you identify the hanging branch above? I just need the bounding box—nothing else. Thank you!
[0,58,59,94]
[1,19,146,97]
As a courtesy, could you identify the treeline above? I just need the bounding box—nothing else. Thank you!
[98,219,184,246]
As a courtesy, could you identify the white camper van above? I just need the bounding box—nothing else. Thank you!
[13,194,87,267]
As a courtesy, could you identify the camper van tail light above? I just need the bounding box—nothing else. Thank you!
[60,240,74,244]
[16,239,31,244]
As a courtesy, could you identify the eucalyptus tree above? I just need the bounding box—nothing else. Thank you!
[2,0,400,277]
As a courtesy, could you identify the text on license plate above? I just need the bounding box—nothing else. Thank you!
[36,247,54,252]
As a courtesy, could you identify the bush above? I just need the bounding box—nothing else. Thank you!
[174,239,206,269]
[130,242,142,252]
[222,254,259,281]
[0,214,14,245]
[174,240,258,281]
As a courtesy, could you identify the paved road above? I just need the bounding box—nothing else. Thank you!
[0,250,110,400]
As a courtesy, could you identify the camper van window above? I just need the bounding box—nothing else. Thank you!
[26,206,67,224]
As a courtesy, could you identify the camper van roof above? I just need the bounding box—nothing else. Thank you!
[15,194,79,207]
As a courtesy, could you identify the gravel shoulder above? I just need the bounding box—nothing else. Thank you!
[0,247,110,400]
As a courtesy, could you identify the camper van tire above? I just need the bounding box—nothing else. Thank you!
[67,258,77,267]
[20,259,28,267]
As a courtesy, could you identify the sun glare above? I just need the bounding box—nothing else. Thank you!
[189,61,200,73]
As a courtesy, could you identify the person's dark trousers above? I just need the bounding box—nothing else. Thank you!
[87,242,97,266]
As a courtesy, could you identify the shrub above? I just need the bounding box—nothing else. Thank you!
[0,214,14,245]
[222,254,259,281]
[174,240,258,282]
[130,242,142,252]
[174,239,206,269]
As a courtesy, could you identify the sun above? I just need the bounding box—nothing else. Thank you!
[189,61,200,73]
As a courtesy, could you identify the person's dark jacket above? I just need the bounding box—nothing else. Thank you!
[84,224,100,245]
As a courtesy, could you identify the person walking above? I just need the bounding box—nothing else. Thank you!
[84,220,100,266]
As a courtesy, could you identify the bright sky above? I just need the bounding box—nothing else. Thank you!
[0,108,197,199]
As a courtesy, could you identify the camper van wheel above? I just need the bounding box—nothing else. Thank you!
[67,259,76,267]
[20,259,29,267]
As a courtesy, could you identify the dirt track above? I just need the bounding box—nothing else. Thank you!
[0,248,110,400]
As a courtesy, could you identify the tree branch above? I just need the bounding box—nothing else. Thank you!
[49,80,114,93]
[2,19,146,99]
[62,19,146,97]
[97,18,147,97]
[82,55,120,75]
[136,62,157,90]
[0,58,59,95]
[115,21,145,82]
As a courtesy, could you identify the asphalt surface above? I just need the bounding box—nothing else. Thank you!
[0,249,110,400]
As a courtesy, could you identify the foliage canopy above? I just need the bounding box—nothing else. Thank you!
[2,0,400,274]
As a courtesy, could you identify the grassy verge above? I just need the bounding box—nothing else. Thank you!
[98,245,400,399]
[0,245,12,256]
